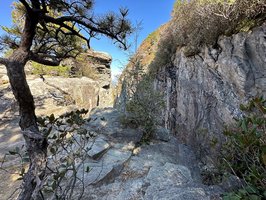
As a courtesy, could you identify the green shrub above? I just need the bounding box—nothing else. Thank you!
[120,57,165,143]
[31,61,71,77]
[38,109,91,199]
[221,97,266,199]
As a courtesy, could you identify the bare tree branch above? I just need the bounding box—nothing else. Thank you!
[42,14,130,49]
[29,52,60,66]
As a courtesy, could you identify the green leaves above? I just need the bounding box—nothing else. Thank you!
[85,166,90,173]
[22,153,30,163]
[31,62,72,77]
[8,150,17,155]
[50,147,57,155]
[223,186,263,200]
[37,116,46,127]
[49,114,55,123]
[222,97,266,199]
[261,145,266,166]
[122,65,165,143]
[3,145,29,182]
[37,109,92,198]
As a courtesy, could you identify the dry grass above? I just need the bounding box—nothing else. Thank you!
[148,0,266,73]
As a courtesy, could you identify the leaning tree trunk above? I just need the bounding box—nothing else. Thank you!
[3,5,49,199]
[6,48,48,200]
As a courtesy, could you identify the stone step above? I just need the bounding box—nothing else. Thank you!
[86,135,110,160]
[79,148,132,186]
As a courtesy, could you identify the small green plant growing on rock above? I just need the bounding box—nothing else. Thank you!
[39,109,93,199]
[221,97,266,200]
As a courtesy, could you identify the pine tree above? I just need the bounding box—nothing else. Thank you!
[0,1,133,199]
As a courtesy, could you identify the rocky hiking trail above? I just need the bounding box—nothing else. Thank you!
[0,107,226,200]
[73,108,225,200]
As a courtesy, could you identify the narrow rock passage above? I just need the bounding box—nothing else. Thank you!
[78,108,224,200]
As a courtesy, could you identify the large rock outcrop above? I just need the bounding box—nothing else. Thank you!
[79,50,114,107]
[59,50,112,90]
[59,50,114,107]
[0,49,114,115]
[0,77,100,120]
[156,24,266,141]
[115,23,266,156]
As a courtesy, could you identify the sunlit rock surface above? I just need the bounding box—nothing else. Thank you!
[156,24,266,143]
[116,23,266,148]
[0,108,224,199]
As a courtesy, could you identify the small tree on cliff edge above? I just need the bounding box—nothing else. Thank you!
[0,1,133,199]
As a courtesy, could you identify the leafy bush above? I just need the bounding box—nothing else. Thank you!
[38,109,93,199]
[1,109,96,199]
[120,57,165,143]
[31,61,71,77]
[221,97,266,199]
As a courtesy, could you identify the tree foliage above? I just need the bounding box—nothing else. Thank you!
[0,0,133,66]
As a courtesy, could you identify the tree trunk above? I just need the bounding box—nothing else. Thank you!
[6,48,48,200]
[4,3,49,199]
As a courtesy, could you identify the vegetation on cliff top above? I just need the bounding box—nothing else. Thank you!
[148,0,266,74]
[115,0,266,88]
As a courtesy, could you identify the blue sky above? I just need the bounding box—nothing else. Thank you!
[0,0,175,78]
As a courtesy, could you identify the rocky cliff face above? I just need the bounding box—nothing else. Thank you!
[85,50,114,107]
[156,24,266,141]
[83,50,112,89]
[76,50,114,107]
[116,23,266,150]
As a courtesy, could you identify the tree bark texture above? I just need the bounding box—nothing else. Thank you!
[5,9,48,200]
[6,49,48,200]
[7,54,48,199]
